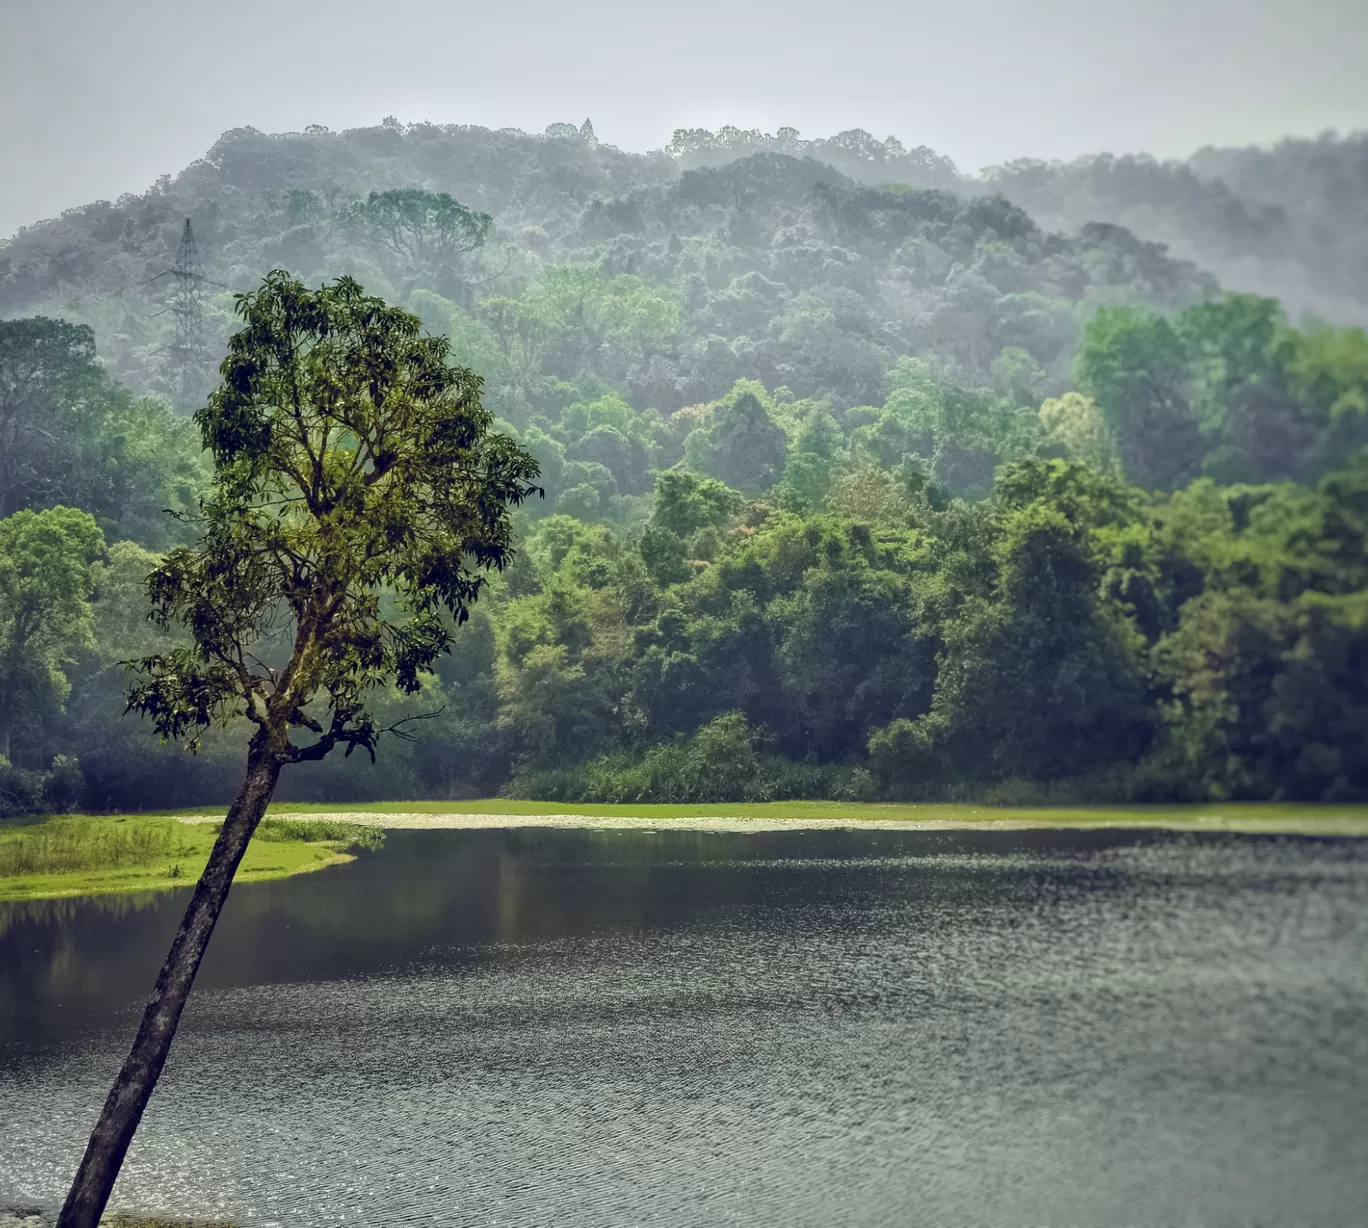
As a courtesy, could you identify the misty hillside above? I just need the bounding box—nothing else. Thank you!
[5,118,1368,812]
[987,135,1368,326]
[3,120,1364,413]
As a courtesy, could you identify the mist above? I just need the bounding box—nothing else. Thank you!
[4,0,1367,238]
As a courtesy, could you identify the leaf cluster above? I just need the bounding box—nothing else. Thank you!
[128,272,540,762]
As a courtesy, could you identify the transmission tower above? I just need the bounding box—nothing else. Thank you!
[152,219,216,404]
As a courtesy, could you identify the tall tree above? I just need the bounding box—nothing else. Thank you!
[1076,306,1204,490]
[0,506,104,761]
[57,272,539,1227]
[1180,295,1315,483]
[0,319,206,542]
[870,460,1153,793]
[1039,391,1121,477]
[0,318,111,517]
[350,188,493,292]
[686,388,788,490]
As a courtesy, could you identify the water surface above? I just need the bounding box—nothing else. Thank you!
[2,828,1366,1225]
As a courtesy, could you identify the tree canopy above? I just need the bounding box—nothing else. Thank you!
[2,121,1368,813]
[0,317,206,543]
[0,506,103,763]
[132,271,540,758]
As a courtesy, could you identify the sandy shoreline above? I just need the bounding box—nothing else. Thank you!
[175,810,1368,835]
[179,811,1020,833]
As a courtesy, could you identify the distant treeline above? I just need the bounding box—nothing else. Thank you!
[2,273,1366,811]
[4,119,1367,809]
[3,122,1364,404]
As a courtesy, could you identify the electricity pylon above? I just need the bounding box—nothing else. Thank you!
[152,219,218,405]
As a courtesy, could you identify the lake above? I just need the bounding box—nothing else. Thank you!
[2,827,1366,1226]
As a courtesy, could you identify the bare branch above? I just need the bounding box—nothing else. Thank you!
[377,706,446,743]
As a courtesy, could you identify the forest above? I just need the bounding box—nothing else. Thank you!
[3,120,1368,812]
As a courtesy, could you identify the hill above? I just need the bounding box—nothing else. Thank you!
[3,119,1368,812]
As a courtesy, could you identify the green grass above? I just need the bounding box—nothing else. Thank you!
[7,799,1364,905]
[0,813,380,902]
[255,817,385,849]
[173,798,1368,834]
[0,815,196,877]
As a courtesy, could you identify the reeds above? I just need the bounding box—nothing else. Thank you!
[0,817,192,877]
[251,817,384,851]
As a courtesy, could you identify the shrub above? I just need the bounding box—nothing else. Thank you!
[250,818,384,852]
[0,756,46,818]
[43,754,85,813]
[509,712,852,803]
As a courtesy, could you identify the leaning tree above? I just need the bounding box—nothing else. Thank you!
[58,271,540,1228]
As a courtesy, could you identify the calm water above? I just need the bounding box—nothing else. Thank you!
[2,828,1367,1226]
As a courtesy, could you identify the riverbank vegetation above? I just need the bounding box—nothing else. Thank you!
[0,814,380,901]
[2,121,1367,815]
[5,800,1363,904]
[194,800,1368,836]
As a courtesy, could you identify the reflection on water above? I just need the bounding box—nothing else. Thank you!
[2,828,1366,1226]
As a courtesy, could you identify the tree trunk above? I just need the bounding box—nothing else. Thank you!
[56,745,283,1228]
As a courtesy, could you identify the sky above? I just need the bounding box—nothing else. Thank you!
[3,0,1367,238]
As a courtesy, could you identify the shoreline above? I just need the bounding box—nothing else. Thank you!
[0,815,365,904]
[172,804,1368,837]
[9,804,1365,903]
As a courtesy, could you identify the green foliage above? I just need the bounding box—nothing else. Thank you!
[0,506,105,760]
[772,550,931,758]
[2,122,1241,422]
[0,319,206,541]
[0,318,108,516]
[1077,296,1368,489]
[1157,589,1368,800]
[348,189,492,293]
[129,271,540,765]
[251,818,384,851]
[649,469,744,539]
[1038,392,1121,476]
[5,125,1368,809]
[1076,306,1203,489]
[1284,324,1368,422]
[684,386,788,491]
[993,139,1367,325]
[99,395,211,548]
[861,359,1031,499]
[512,712,849,803]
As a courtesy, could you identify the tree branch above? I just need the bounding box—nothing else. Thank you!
[283,706,445,763]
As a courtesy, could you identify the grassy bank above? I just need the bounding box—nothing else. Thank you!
[0,814,379,902]
[192,799,1368,835]
[6,801,1366,904]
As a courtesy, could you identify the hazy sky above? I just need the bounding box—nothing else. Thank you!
[4,0,1366,237]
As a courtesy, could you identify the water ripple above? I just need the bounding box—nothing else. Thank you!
[1,830,1365,1225]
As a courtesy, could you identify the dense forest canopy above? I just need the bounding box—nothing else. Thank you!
[3,118,1368,813]
[5,121,1365,366]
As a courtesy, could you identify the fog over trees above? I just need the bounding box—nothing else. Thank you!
[2,119,1367,812]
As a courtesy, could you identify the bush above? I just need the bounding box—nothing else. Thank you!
[0,756,46,817]
[250,818,384,851]
[0,753,88,818]
[43,754,85,813]
[508,712,852,803]
[865,717,947,800]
